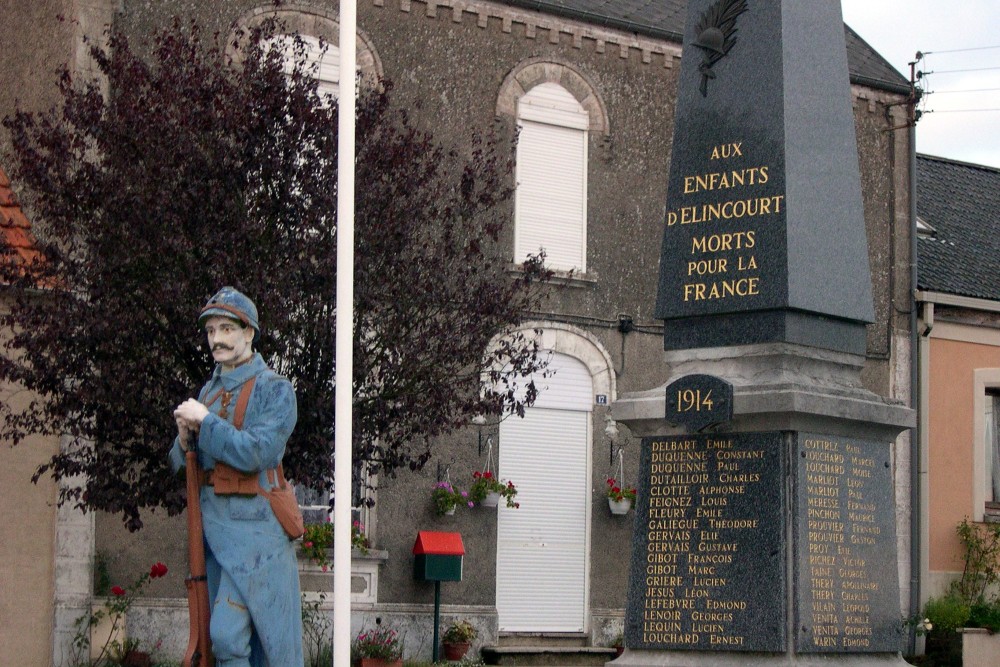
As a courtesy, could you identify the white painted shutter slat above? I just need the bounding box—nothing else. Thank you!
[514,83,588,272]
[498,408,589,631]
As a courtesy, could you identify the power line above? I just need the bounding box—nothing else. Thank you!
[925,66,1000,75]
[923,45,1000,55]
[924,108,1000,114]
[928,87,1000,94]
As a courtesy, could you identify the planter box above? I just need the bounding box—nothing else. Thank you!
[356,659,403,667]
[962,627,1000,667]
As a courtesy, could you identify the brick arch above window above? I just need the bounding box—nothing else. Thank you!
[496,59,608,134]
[232,3,384,82]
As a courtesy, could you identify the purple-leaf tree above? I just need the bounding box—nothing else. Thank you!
[0,17,550,530]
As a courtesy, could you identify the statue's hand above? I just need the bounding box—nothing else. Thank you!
[174,398,210,425]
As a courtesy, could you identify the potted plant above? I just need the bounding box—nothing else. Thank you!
[442,620,477,660]
[470,471,519,508]
[351,625,403,667]
[432,481,470,516]
[606,477,636,514]
[300,520,371,570]
[611,631,625,657]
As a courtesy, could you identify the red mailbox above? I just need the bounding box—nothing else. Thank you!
[413,531,464,582]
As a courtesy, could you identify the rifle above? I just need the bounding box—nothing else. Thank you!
[183,444,214,667]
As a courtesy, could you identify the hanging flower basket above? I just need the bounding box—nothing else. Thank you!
[608,497,632,515]
[470,471,519,508]
[606,476,636,515]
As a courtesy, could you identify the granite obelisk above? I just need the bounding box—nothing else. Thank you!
[613,1,915,665]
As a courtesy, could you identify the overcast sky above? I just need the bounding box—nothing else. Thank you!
[841,0,1000,169]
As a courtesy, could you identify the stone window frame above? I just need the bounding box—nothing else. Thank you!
[973,369,1000,522]
[497,59,609,280]
[499,320,616,401]
[496,58,609,133]
[231,3,384,84]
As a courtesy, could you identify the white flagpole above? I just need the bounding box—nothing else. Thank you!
[334,0,357,666]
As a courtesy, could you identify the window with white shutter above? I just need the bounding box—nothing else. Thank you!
[514,83,589,272]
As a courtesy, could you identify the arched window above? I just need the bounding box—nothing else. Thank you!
[263,34,341,98]
[498,60,608,275]
[515,83,589,272]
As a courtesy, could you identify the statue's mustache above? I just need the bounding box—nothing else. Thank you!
[212,343,234,352]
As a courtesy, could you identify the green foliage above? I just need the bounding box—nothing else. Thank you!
[923,594,971,634]
[469,471,518,508]
[70,562,169,666]
[967,599,1000,632]
[442,620,476,644]
[351,625,403,661]
[94,552,111,597]
[431,481,470,516]
[299,520,370,570]
[301,593,333,667]
[1,13,551,531]
[955,518,1000,603]
[605,477,636,503]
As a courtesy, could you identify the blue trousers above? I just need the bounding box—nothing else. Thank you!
[207,554,265,667]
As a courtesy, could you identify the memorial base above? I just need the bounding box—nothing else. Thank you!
[613,343,915,666]
[611,649,911,666]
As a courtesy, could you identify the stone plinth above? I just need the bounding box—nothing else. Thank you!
[613,344,915,666]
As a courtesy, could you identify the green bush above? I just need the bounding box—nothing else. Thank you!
[923,594,971,634]
[967,599,1000,632]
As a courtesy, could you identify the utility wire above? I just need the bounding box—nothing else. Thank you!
[923,45,1000,55]
[926,66,1000,74]
[924,108,1000,113]
[928,87,1000,94]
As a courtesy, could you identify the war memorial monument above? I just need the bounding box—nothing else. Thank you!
[612,0,916,665]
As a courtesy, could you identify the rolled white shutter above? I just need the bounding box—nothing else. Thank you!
[514,83,588,272]
[497,352,592,631]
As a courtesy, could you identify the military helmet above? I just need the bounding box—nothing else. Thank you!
[198,286,260,339]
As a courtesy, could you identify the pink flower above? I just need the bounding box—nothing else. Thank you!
[321,564,329,572]
[111,585,126,597]
[304,541,313,548]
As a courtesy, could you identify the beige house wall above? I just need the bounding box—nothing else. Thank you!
[925,322,1000,581]
[0,297,60,666]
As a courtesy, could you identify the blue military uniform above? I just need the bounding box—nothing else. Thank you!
[170,288,303,667]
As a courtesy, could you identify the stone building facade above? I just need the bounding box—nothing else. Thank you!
[0,1,916,663]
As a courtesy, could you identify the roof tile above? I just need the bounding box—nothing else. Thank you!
[0,164,45,280]
[917,155,1000,301]
[497,0,909,93]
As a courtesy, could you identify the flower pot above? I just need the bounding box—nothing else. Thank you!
[481,492,500,508]
[123,650,152,667]
[608,498,632,515]
[443,641,471,661]
[356,659,403,667]
[444,506,456,516]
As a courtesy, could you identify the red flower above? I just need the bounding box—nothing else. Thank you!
[606,477,614,486]
[111,585,126,597]
[149,562,168,578]
[473,471,482,479]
